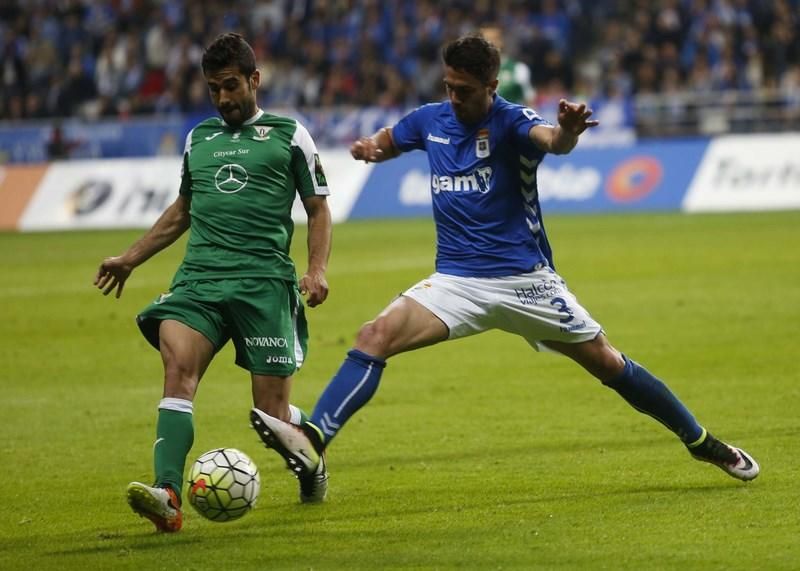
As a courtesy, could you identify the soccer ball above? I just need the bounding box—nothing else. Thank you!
[187,448,260,522]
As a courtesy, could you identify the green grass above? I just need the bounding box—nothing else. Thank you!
[1,211,799,570]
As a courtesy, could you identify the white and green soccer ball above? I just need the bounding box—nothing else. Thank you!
[187,448,260,522]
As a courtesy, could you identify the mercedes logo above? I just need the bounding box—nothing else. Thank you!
[214,164,249,193]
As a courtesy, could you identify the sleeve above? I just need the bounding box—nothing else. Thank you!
[290,121,330,198]
[178,129,193,196]
[507,104,551,149]
[390,105,430,152]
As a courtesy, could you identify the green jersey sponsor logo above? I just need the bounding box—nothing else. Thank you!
[214,164,249,193]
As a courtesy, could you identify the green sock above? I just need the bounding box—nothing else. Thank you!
[154,398,194,497]
[289,403,309,425]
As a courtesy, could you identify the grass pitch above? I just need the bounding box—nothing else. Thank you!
[1,211,799,570]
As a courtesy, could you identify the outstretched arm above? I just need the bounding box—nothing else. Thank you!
[94,195,191,298]
[529,98,599,155]
[298,195,332,308]
[350,127,401,163]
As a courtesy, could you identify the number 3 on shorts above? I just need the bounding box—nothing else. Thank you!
[550,296,575,324]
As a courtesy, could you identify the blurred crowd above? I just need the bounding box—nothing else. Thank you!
[1,0,799,122]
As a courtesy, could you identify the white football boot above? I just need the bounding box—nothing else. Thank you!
[250,408,329,503]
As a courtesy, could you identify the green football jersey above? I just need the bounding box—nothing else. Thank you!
[172,110,329,285]
[497,57,533,105]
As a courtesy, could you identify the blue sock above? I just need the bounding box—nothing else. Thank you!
[310,349,387,448]
[603,356,703,444]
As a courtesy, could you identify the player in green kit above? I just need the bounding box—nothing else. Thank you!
[480,24,535,105]
[94,33,332,532]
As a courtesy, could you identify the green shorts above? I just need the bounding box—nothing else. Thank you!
[136,278,308,376]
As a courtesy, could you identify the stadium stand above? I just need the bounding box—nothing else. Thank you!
[0,0,798,159]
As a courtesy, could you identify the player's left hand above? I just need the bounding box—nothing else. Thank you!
[299,270,329,308]
[557,99,599,135]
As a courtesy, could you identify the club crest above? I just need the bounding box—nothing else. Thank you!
[476,128,490,158]
[253,126,272,141]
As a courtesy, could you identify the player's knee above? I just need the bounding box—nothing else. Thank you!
[596,350,626,384]
[163,361,200,399]
[354,317,394,356]
[579,335,622,382]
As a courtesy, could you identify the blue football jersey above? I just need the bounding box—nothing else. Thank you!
[391,95,555,277]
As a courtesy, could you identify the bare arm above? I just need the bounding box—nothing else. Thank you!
[298,195,332,308]
[350,127,401,163]
[529,98,599,155]
[94,194,191,298]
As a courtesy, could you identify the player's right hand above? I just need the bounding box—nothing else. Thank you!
[94,256,133,298]
[299,269,329,308]
[350,137,384,163]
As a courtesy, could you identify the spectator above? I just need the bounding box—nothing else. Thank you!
[25,28,58,91]
[46,122,78,159]
[0,0,796,136]
[56,55,97,117]
[480,23,536,105]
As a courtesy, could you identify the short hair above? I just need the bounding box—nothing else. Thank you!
[201,33,256,77]
[442,34,500,85]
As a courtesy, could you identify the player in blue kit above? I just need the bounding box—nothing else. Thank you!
[250,34,759,499]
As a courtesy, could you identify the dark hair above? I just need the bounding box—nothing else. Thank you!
[201,33,256,77]
[442,34,500,85]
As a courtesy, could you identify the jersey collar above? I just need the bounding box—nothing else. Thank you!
[221,108,264,127]
[243,108,265,125]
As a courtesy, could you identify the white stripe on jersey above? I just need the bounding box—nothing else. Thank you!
[291,121,330,196]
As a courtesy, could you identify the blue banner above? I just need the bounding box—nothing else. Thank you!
[0,117,186,163]
[349,138,710,218]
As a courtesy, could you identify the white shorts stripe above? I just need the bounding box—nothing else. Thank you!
[292,298,305,369]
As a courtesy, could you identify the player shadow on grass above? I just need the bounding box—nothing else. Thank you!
[333,434,701,470]
[204,482,743,531]
[43,528,204,557]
